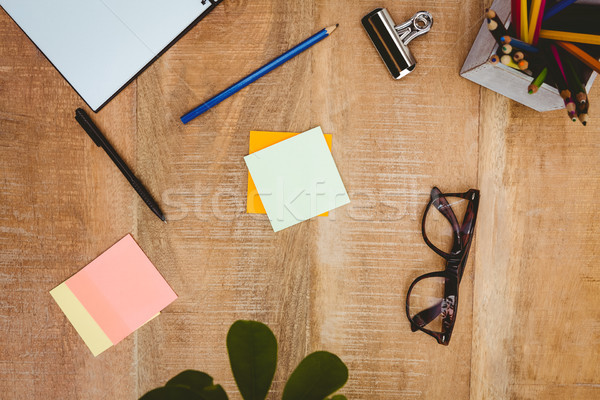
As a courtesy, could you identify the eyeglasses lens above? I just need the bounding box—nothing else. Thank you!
[423,196,469,254]
[407,275,449,332]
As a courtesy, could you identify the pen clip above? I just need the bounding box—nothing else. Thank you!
[75,108,103,147]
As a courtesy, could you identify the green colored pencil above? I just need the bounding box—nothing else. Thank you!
[564,56,587,105]
[528,67,548,94]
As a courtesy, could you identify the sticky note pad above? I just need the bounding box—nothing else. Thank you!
[244,127,350,232]
[247,131,332,215]
[50,234,177,356]
[50,283,113,356]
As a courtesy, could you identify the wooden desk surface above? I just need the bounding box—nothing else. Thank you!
[1,1,599,399]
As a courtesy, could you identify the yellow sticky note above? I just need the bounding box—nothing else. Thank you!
[50,283,113,356]
[247,131,333,215]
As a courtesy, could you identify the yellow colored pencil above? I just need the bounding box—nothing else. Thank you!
[520,0,529,42]
[539,30,600,46]
[528,0,546,44]
[501,55,520,69]
[528,0,542,43]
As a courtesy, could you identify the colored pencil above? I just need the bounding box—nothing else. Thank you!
[555,41,600,75]
[550,44,568,84]
[576,86,589,126]
[544,42,577,120]
[578,113,589,126]
[502,44,513,54]
[543,0,578,21]
[501,36,540,52]
[528,0,541,40]
[489,54,501,65]
[553,46,578,120]
[578,99,589,126]
[513,51,525,62]
[488,20,506,44]
[486,10,507,34]
[517,59,529,70]
[180,24,338,124]
[530,0,546,44]
[564,56,587,105]
[562,93,578,121]
[528,67,548,94]
[520,0,529,43]
[540,42,567,91]
[539,30,600,46]
[501,55,520,69]
[486,10,509,43]
[511,0,521,39]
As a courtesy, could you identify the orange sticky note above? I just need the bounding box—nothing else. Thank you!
[247,131,333,215]
[63,234,177,346]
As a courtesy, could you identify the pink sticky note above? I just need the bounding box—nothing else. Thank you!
[66,234,177,344]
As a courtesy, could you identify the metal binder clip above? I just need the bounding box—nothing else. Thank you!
[362,9,433,79]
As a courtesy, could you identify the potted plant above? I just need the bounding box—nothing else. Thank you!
[140,320,348,400]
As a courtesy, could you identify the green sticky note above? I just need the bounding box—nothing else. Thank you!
[244,126,350,232]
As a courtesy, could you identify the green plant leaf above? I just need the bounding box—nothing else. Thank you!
[226,320,277,400]
[166,370,214,392]
[165,370,228,400]
[139,386,203,400]
[197,385,228,400]
[282,351,348,400]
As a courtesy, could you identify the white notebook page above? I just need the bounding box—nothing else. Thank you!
[0,0,213,110]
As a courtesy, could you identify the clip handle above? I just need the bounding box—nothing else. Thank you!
[395,11,433,45]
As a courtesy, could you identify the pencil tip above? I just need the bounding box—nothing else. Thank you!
[326,24,339,34]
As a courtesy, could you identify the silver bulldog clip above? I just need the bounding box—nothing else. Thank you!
[362,9,433,79]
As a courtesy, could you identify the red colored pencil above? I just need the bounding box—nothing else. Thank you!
[550,44,568,85]
[549,44,577,121]
[512,0,521,39]
[531,0,546,45]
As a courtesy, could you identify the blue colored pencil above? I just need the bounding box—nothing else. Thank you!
[181,24,338,124]
[542,0,577,21]
[501,36,540,52]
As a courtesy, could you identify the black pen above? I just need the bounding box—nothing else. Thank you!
[75,108,166,223]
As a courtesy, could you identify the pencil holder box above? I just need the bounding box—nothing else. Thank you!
[460,0,599,112]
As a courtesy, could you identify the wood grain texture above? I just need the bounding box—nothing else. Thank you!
[0,5,138,399]
[473,90,600,399]
[1,1,599,399]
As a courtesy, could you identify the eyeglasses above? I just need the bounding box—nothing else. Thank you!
[405,187,480,345]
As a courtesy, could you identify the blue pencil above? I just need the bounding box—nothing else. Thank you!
[500,36,539,52]
[181,24,338,124]
[542,0,577,21]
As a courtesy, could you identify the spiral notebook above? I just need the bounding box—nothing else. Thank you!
[0,0,222,111]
